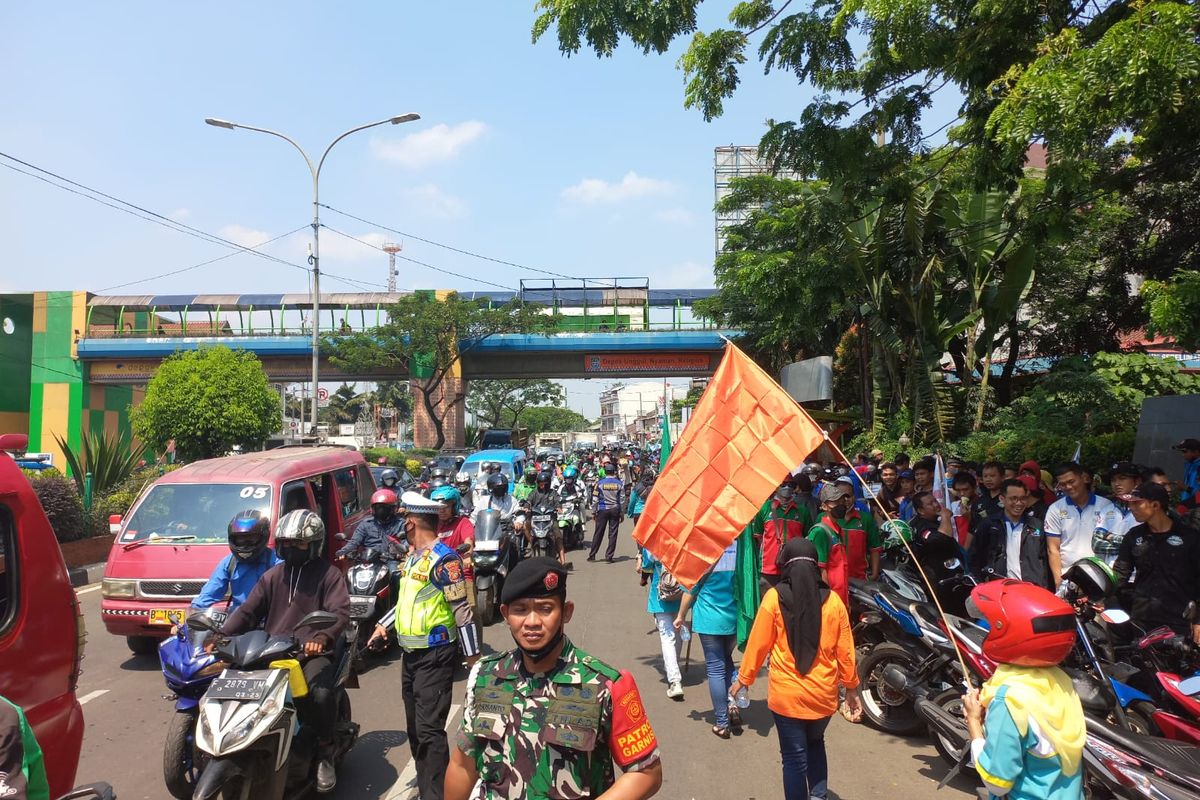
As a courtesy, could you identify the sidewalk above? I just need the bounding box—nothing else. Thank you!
[69,561,105,588]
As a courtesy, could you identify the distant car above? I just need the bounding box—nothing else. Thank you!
[369,465,416,490]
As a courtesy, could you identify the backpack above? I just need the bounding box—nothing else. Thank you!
[657,568,683,603]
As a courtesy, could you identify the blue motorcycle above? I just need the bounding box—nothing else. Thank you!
[158,608,225,799]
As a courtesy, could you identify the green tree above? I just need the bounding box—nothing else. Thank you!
[1143,271,1200,352]
[670,385,705,423]
[324,293,557,449]
[131,346,280,461]
[468,379,565,429]
[320,383,367,426]
[519,406,592,436]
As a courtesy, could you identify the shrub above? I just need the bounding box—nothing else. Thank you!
[25,472,87,543]
[405,459,423,476]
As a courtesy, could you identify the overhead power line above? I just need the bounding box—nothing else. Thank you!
[320,225,516,291]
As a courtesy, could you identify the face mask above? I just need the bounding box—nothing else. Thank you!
[404,522,417,542]
[492,487,506,497]
[281,547,308,568]
[373,506,394,523]
[513,623,565,663]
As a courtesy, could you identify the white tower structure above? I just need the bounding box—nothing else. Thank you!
[382,241,402,292]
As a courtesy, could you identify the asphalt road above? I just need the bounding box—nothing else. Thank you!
[73,518,981,799]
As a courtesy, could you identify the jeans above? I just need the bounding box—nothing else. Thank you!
[699,632,737,728]
[653,612,682,685]
[772,712,831,800]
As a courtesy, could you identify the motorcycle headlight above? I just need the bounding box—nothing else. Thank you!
[222,696,281,750]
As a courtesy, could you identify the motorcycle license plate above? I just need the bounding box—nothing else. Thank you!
[533,515,552,523]
[148,608,187,626]
[206,674,269,701]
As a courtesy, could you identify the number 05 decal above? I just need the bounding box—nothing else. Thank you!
[239,486,269,499]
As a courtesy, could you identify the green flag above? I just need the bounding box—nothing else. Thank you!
[735,500,767,651]
[659,404,671,471]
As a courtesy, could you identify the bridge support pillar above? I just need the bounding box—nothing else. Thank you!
[412,376,465,450]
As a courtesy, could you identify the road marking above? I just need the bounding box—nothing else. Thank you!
[78,689,110,705]
[384,703,461,800]
[76,584,103,595]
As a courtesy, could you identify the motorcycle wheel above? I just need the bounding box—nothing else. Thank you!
[1120,701,1161,737]
[477,586,497,626]
[928,689,973,768]
[858,643,926,735]
[163,709,203,799]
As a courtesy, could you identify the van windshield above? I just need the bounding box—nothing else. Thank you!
[121,483,273,544]
[460,462,515,481]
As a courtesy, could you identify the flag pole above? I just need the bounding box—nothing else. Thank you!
[819,431,974,688]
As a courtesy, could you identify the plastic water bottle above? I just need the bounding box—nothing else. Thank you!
[679,623,692,643]
[734,686,750,709]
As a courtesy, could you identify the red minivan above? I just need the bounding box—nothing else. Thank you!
[101,446,373,654]
[0,433,87,798]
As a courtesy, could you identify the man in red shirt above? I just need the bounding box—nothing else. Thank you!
[755,482,813,594]
[807,483,854,606]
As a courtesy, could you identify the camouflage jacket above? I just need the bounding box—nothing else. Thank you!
[456,638,659,799]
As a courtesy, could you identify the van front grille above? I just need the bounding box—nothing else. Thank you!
[139,580,205,598]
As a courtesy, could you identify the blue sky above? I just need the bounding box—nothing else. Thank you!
[2,3,958,416]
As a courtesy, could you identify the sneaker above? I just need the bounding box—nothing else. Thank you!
[316,758,337,793]
[666,681,684,700]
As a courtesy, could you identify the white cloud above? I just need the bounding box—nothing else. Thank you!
[370,121,488,168]
[168,208,191,221]
[561,171,673,204]
[219,224,272,248]
[296,230,392,264]
[653,260,714,289]
[656,207,694,224]
[402,184,469,219]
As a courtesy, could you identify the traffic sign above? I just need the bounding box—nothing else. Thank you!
[317,387,330,408]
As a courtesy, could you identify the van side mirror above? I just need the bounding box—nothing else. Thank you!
[334,532,347,541]
[1184,601,1198,624]
[109,514,123,535]
[296,611,339,632]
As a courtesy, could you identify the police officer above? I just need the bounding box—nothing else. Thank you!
[445,558,663,800]
[369,492,479,800]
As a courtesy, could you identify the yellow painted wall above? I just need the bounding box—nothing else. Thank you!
[39,382,72,468]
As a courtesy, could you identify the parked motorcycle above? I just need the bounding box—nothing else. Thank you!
[157,607,225,799]
[557,494,584,550]
[473,509,517,626]
[187,611,359,800]
[530,502,557,560]
[340,543,397,672]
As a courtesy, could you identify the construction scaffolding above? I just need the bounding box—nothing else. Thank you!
[714,145,804,257]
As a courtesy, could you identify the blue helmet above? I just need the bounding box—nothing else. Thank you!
[227,509,270,562]
[430,485,461,514]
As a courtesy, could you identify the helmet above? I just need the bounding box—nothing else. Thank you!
[486,473,509,495]
[968,580,1077,667]
[1062,557,1116,604]
[379,468,399,488]
[377,457,387,465]
[597,466,607,478]
[455,471,471,488]
[480,461,493,474]
[563,466,578,480]
[430,485,461,514]
[227,510,270,562]
[275,509,326,563]
[523,465,537,480]
[536,471,552,490]
[371,488,398,507]
[454,456,465,468]
[880,518,912,546]
[426,459,438,469]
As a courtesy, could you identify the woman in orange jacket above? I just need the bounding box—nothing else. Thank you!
[730,538,863,800]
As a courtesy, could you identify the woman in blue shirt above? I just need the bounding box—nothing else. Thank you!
[674,542,740,737]
[640,547,684,700]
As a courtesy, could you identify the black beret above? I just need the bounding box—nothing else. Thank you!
[501,558,567,604]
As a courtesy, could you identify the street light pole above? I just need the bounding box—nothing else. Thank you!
[205,113,421,434]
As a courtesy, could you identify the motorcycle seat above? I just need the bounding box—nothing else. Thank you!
[1087,715,1200,782]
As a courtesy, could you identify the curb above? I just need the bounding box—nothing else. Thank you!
[69,562,106,589]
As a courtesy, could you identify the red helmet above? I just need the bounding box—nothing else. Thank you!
[968,580,1077,667]
[370,488,398,507]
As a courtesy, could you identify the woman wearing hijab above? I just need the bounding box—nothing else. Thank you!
[730,539,862,800]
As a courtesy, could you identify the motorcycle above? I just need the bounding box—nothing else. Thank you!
[158,607,226,799]
[339,542,397,672]
[58,785,117,800]
[186,611,359,800]
[1082,715,1200,800]
[473,509,517,627]
[530,502,557,560]
[557,494,584,550]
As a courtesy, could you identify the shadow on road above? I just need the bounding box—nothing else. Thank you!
[119,653,161,672]
[335,729,406,799]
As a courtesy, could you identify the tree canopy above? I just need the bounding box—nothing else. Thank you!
[467,379,565,429]
[519,405,593,436]
[131,346,280,461]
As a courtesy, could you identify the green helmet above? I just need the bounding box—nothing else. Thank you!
[429,485,461,514]
[881,518,913,547]
[1063,556,1116,603]
[523,465,537,481]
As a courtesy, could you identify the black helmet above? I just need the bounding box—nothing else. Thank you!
[536,470,553,490]
[1063,557,1116,603]
[486,473,509,495]
[227,510,270,562]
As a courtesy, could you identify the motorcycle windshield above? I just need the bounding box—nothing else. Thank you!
[475,509,503,543]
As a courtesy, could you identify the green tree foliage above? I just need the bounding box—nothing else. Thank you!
[670,384,705,423]
[519,406,593,436]
[131,346,280,462]
[53,429,148,494]
[467,380,565,429]
[23,470,86,543]
[1143,270,1200,351]
[320,383,367,426]
[323,293,557,449]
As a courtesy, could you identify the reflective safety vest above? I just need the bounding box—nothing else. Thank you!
[394,542,457,650]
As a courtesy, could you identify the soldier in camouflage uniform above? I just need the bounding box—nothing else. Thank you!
[445,558,663,800]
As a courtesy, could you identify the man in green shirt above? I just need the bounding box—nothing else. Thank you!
[0,695,50,800]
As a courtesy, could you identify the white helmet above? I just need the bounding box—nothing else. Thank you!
[275,509,325,563]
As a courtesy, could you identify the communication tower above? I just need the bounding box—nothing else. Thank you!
[382,241,403,292]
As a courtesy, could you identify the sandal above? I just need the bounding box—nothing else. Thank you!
[711,724,731,739]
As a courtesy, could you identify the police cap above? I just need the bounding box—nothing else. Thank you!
[501,557,567,605]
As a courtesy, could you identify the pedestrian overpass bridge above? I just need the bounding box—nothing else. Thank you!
[75,287,737,382]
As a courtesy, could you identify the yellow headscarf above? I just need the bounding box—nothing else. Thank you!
[981,664,1086,777]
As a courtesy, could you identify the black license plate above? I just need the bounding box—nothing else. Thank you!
[206,676,269,701]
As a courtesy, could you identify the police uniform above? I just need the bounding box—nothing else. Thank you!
[455,560,660,799]
[378,492,479,800]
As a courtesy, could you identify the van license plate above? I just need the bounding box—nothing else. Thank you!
[148,608,187,626]
[207,677,269,701]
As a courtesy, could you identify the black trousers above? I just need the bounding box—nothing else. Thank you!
[589,508,621,560]
[300,653,338,748]
[401,643,457,800]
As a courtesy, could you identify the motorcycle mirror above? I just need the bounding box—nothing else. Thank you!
[1178,676,1200,697]
[335,532,347,541]
[1099,609,1131,625]
[186,614,219,633]
[296,611,340,632]
[943,558,961,570]
[456,542,471,555]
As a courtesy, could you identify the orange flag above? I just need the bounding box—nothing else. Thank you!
[633,342,826,588]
